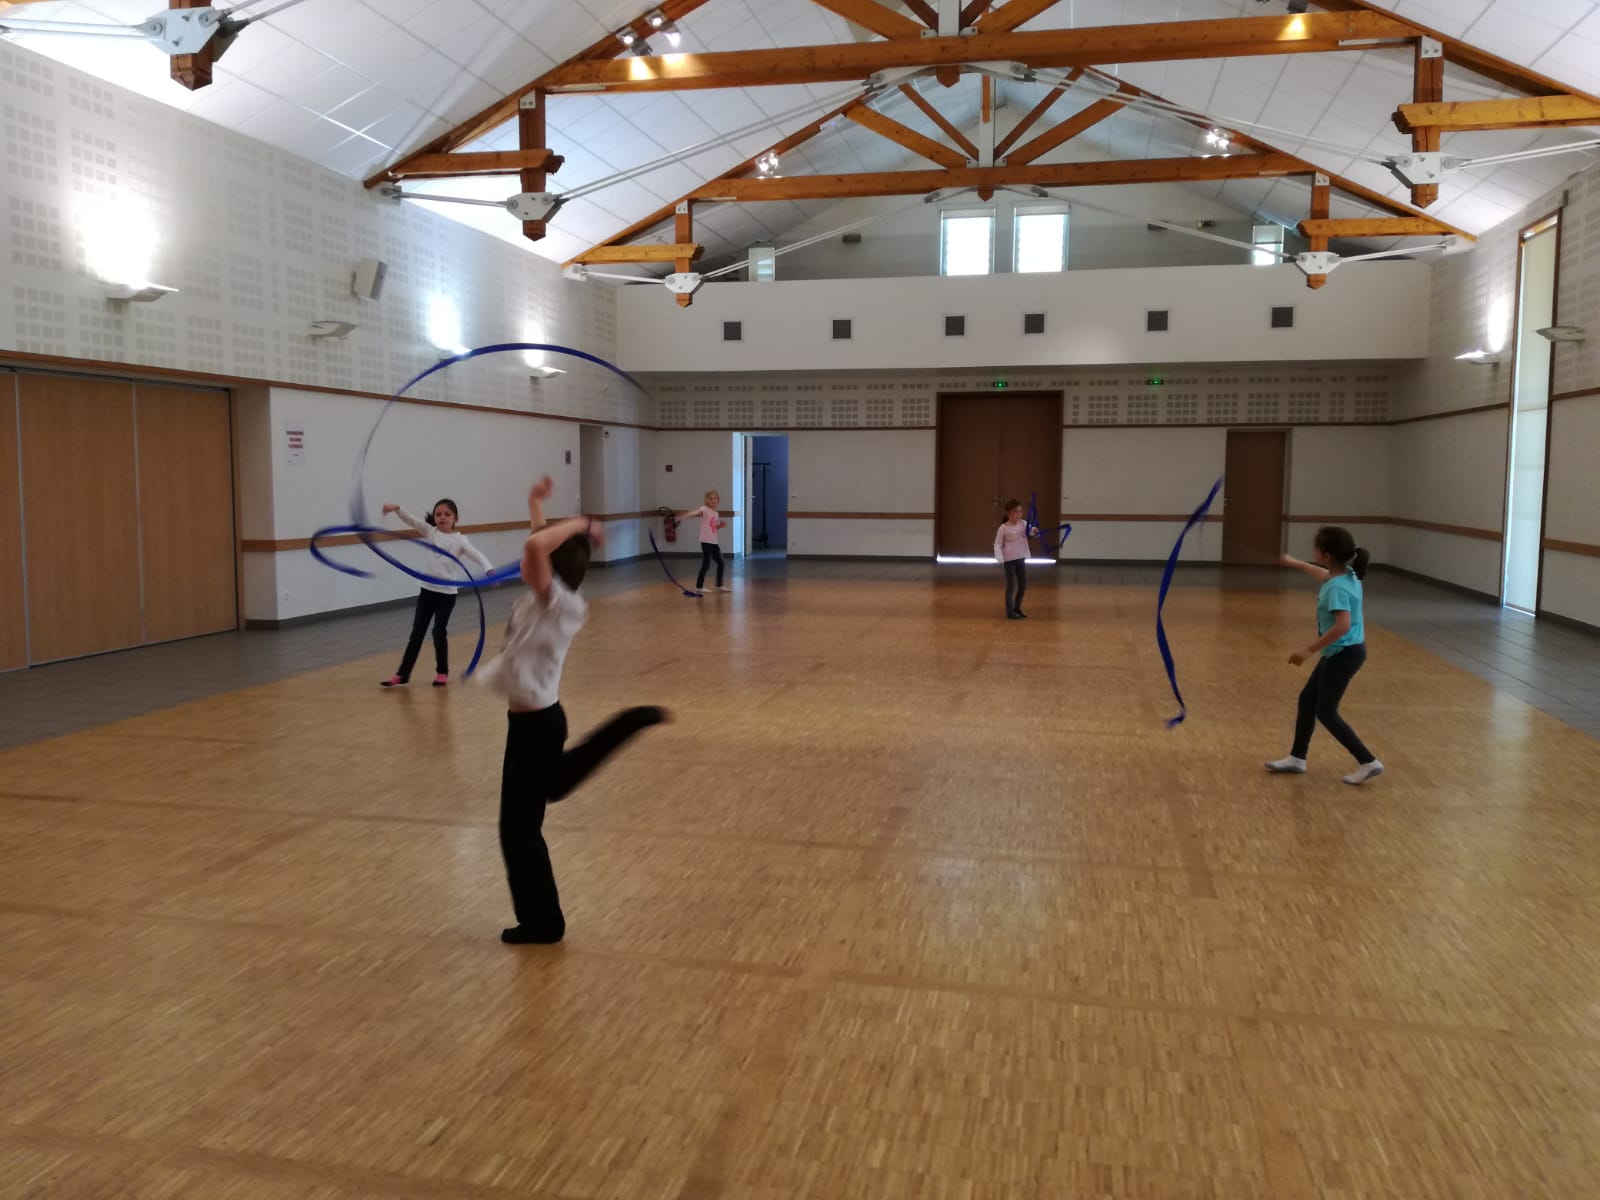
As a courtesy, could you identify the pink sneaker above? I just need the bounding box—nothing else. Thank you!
[380,675,406,688]
[432,674,449,687]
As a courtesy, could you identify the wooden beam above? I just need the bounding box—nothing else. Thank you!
[807,0,926,40]
[365,0,716,186]
[1408,40,1444,208]
[848,103,970,168]
[168,0,215,90]
[518,91,548,242]
[1396,95,1600,133]
[1305,174,1331,290]
[673,201,696,307]
[902,0,939,26]
[376,149,565,181]
[1005,94,1123,165]
[1310,0,1600,106]
[689,153,1307,202]
[1298,217,1455,239]
[539,13,1415,94]
[898,84,980,158]
[973,0,1067,35]
[573,243,704,264]
[993,77,1072,158]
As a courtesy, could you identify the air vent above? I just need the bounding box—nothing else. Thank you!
[842,232,862,244]
[1147,310,1170,333]
[1271,306,1295,329]
[945,315,966,337]
[723,321,742,342]
[832,319,852,340]
[1023,312,1045,335]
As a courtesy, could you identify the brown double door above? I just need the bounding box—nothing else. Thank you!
[937,393,1062,557]
[1222,429,1287,565]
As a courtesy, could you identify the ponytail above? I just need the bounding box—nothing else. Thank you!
[1350,547,1370,581]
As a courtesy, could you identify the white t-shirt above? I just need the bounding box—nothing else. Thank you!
[395,507,495,594]
[474,578,587,710]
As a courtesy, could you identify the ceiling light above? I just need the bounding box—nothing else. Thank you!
[105,283,176,303]
[1455,349,1505,365]
[660,22,682,47]
[756,151,781,177]
[529,366,566,380]
[616,27,637,47]
[630,38,655,56]
[1204,128,1230,150]
[308,320,356,339]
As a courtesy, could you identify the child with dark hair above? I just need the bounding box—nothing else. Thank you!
[476,476,668,944]
[994,499,1039,619]
[1267,525,1384,786]
[379,498,494,688]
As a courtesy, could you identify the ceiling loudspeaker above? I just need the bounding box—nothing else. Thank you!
[351,258,387,301]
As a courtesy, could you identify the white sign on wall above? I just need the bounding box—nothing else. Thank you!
[284,420,307,466]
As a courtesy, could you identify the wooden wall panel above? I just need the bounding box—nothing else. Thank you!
[18,374,142,662]
[0,376,27,670]
[135,385,237,643]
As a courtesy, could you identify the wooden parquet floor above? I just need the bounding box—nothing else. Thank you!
[3,576,1599,1199]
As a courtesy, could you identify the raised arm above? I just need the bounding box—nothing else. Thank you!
[520,516,600,601]
[1279,553,1330,583]
[384,503,430,537]
[527,475,553,532]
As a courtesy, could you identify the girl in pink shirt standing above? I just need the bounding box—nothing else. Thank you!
[681,489,737,592]
[994,499,1039,620]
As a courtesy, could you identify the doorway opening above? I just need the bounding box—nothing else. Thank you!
[744,434,788,556]
[1502,213,1558,614]
[934,392,1062,564]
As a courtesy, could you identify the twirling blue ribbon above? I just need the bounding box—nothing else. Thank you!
[648,531,702,598]
[1156,477,1223,728]
[1025,491,1073,554]
[307,342,652,677]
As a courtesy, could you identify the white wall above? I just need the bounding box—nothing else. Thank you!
[1286,426,1392,564]
[1544,394,1600,626]
[788,430,935,557]
[1062,427,1227,560]
[619,262,1429,373]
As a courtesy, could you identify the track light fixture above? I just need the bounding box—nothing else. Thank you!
[645,9,682,46]
[756,151,781,177]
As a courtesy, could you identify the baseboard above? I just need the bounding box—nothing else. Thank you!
[1536,608,1600,637]
[245,595,415,630]
[786,553,929,562]
[591,553,650,567]
[1372,563,1499,604]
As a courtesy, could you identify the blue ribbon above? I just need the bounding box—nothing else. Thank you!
[307,342,652,677]
[1025,491,1073,554]
[648,531,703,598]
[1156,477,1223,728]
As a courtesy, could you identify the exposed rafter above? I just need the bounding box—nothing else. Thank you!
[538,13,1413,95]
[848,103,970,168]
[899,84,980,159]
[1396,96,1600,133]
[807,0,925,40]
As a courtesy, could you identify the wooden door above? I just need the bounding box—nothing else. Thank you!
[19,374,142,661]
[0,374,27,670]
[136,384,237,643]
[1222,430,1287,564]
[937,393,1062,557]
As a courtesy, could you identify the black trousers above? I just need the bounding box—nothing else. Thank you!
[397,589,456,680]
[1003,559,1027,614]
[1291,643,1375,764]
[499,704,661,937]
[696,541,725,588]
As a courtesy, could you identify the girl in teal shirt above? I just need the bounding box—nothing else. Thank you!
[1266,526,1385,785]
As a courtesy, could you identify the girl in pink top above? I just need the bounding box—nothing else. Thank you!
[994,499,1039,620]
[681,489,737,592]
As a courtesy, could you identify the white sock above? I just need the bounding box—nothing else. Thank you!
[1343,760,1385,786]
[1265,756,1307,774]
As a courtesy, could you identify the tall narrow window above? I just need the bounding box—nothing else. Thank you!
[1252,223,1285,266]
[1014,208,1068,273]
[749,245,775,282]
[941,210,994,276]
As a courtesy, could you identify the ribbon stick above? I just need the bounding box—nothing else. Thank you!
[1026,491,1073,554]
[648,531,703,598]
[1156,477,1223,728]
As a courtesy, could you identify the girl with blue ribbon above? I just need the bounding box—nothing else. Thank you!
[377,498,494,688]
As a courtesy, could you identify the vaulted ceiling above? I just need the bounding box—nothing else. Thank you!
[6,0,1600,272]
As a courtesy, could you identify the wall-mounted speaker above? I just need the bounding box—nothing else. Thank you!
[352,258,387,301]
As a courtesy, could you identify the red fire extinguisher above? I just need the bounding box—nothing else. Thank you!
[658,506,677,543]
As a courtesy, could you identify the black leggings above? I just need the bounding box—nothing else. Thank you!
[1292,643,1375,764]
[1003,559,1027,614]
[696,541,725,588]
[397,589,456,680]
[499,704,662,937]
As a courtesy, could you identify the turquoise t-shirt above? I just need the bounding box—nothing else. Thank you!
[1316,570,1364,656]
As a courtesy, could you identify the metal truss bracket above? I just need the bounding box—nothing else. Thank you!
[665,272,703,296]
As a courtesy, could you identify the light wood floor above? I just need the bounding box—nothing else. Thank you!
[3,576,1600,1199]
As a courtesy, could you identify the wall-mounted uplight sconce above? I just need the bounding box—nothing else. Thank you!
[308,320,356,339]
[1455,349,1506,365]
[105,283,177,303]
[529,366,566,380]
[1536,325,1587,343]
